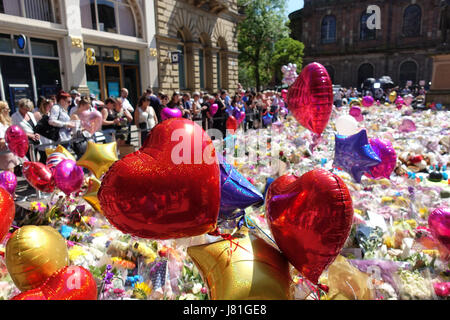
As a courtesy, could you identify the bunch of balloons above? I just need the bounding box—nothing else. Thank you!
[281,63,298,86]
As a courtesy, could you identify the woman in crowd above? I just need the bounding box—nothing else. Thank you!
[134,95,158,146]
[200,94,213,131]
[48,91,75,147]
[0,101,20,172]
[100,98,120,143]
[11,98,41,161]
[192,92,202,123]
[160,93,169,108]
[112,99,133,146]
[213,92,227,137]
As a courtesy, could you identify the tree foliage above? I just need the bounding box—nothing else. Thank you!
[270,37,304,83]
[237,0,289,90]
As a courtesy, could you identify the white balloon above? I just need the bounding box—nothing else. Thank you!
[335,115,360,136]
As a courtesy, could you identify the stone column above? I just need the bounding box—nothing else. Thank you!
[60,0,89,95]
[142,0,159,91]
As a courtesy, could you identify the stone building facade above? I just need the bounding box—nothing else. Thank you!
[0,0,241,113]
[155,0,242,93]
[289,0,450,88]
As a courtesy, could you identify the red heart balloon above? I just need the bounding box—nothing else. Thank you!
[98,118,220,239]
[287,62,333,135]
[23,162,55,193]
[0,187,15,242]
[226,116,238,132]
[11,266,97,300]
[266,169,353,284]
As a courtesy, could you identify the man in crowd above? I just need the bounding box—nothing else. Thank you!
[68,89,80,114]
[119,88,134,113]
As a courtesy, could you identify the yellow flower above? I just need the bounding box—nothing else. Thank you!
[422,250,439,257]
[381,196,394,204]
[111,257,136,269]
[384,236,395,248]
[419,208,429,219]
[133,282,152,299]
[68,245,87,261]
[405,219,417,229]
[354,209,363,216]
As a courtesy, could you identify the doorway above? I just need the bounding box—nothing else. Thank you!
[123,65,139,107]
[103,64,122,99]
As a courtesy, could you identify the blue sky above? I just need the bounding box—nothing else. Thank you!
[286,0,304,16]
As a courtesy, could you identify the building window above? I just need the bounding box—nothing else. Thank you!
[402,5,421,37]
[360,11,376,40]
[325,65,335,83]
[177,43,186,90]
[84,0,137,37]
[321,15,336,44]
[216,52,221,89]
[199,49,205,90]
[0,0,54,22]
[357,63,374,88]
[399,61,417,86]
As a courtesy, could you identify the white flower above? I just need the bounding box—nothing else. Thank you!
[192,283,202,294]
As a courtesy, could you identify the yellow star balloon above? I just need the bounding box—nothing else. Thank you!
[187,228,293,300]
[45,144,76,161]
[76,141,118,179]
[83,177,103,214]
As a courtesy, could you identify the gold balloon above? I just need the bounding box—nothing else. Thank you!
[389,91,397,103]
[83,177,102,214]
[349,100,361,107]
[76,141,118,179]
[5,225,69,291]
[322,255,374,300]
[187,228,293,300]
[45,145,76,160]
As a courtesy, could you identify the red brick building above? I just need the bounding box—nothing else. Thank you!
[289,0,449,88]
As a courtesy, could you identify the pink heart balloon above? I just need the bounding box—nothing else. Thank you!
[5,125,28,158]
[362,96,374,107]
[0,171,17,195]
[210,104,218,117]
[428,207,450,251]
[287,62,333,135]
[79,110,103,135]
[349,106,364,122]
[398,119,416,133]
[281,89,288,100]
[161,107,182,121]
[365,138,397,179]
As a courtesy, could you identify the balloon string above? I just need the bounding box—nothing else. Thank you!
[208,227,249,255]
[243,215,277,246]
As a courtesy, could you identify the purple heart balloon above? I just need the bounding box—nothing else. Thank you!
[79,109,103,134]
[365,138,397,179]
[233,107,242,120]
[428,207,450,251]
[210,104,218,117]
[398,119,416,133]
[160,107,182,121]
[54,159,84,195]
[0,171,17,195]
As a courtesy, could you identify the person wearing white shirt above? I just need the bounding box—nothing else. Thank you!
[120,88,134,113]
[48,91,75,144]
[134,95,158,146]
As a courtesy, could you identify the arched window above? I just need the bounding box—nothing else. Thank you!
[217,37,228,90]
[325,65,335,83]
[321,15,336,44]
[358,63,374,88]
[402,5,421,37]
[81,0,137,37]
[177,31,187,90]
[360,11,376,40]
[199,33,212,91]
[399,61,417,86]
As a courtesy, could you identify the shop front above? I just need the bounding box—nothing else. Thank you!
[0,33,61,113]
[84,44,140,107]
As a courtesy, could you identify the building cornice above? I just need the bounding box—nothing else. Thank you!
[81,28,148,49]
[0,13,67,38]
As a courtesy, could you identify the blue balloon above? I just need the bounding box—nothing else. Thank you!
[219,159,264,220]
[59,225,73,239]
[333,129,381,183]
[262,113,273,126]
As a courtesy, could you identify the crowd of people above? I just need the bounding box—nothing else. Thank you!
[0,85,289,174]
